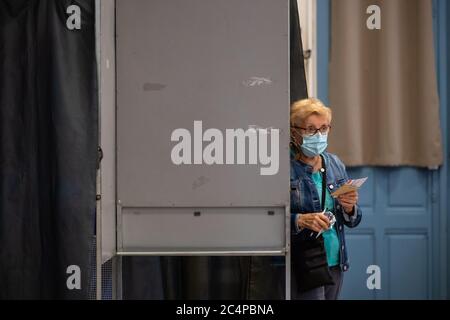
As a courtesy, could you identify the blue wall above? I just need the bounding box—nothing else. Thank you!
[435,0,450,299]
[316,0,449,299]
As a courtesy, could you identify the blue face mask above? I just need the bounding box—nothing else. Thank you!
[301,132,328,157]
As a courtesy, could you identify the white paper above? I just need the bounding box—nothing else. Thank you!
[331,177,368,197]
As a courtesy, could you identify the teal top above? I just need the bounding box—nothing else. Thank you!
[311,171,340,267]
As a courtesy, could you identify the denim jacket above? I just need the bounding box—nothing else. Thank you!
[290,151,362,272]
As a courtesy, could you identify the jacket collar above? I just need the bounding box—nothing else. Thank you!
[290,148,330,174]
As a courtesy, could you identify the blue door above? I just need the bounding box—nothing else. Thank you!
[316,0,449,299]
[342,167,437,299]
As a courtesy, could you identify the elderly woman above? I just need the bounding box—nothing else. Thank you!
[290,98,362,300]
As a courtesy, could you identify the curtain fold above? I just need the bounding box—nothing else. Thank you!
[290,0,309,103]
[328,0,443,167]
[0,0,97,298]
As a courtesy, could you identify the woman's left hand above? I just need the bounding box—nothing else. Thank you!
[338,190,358,215]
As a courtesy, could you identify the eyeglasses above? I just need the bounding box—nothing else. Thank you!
[291,125,331,136]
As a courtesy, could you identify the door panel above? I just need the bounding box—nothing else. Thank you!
[343,233,376,300]
[387,233,428,299]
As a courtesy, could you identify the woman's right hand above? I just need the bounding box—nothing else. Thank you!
[297,213,331,233]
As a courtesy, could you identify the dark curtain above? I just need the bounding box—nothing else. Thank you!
[123,256,251,300]
[122,0,308,300]
[290,0,308,102]
[0,0,97,299]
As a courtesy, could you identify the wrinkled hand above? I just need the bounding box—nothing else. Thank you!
[298,213,331,233]
[338,182,358,214]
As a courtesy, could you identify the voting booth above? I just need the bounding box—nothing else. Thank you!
[97,0,291,298]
